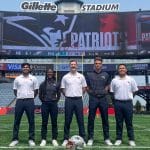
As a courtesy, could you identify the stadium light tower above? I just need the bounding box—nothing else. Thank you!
[55,0,83,14]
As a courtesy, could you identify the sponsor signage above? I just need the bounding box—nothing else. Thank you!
[3,63,148,72]
[20,2,120,13]
[20,1,57,12]
[30,64,53,71]
[131,64,149,70]
[81,3,120,12]
[54,64,83,71]
[6,64,21,71]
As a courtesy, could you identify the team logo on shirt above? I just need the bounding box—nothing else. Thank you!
[53,83,56,86]
[101,76,105,79]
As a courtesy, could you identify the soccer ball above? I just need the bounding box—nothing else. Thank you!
[66,135,84,150]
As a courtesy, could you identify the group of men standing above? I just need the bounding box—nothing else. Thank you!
[9,56,138,147]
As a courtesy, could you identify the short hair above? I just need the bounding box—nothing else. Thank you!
[117,64,127,70]
[45,68,55,80]
[94,56,103,62]
[21,63,30,68]
[69,60,77,64]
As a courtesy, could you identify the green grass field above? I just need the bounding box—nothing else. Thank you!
[0,114,150,149]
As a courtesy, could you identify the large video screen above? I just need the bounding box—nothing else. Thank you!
[137,12,150,52]
[0,11,150,58]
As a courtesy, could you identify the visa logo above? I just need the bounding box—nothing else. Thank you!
[7,64,21,70]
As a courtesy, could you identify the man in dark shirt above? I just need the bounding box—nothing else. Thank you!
[86,57,113,146]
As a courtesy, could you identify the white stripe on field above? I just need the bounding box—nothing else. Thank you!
[0,146,150,149]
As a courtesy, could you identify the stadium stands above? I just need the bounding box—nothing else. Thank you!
[0,83,14,106]
[0,82,42,106]
[0,78,89,108]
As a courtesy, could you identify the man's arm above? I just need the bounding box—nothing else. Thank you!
[110,92,115,104]
[105,85,110,93]
[56,83,61,101]
[82,87,87,95]
[14,89,17,97]
[61,88,65,96]
[86,86,94,95]
[34,89,38,98]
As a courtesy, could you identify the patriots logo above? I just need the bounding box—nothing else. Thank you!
[3,14,77,51]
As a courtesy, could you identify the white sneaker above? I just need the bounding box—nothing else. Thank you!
[105,139,113,146]
[114,140,122,146]
[62,140,68,147]
[87,139,93,146]
[129,140,136,146]
[83,141,86,147]
[52,139,59,146]
[40,139,46,146]
[9,140,19,147]
[28,140,36,146]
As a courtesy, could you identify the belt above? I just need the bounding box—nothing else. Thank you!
[17,98,33,101]
[115,99,132,102]
[66,97,82,99]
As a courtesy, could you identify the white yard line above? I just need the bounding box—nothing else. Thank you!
[0,146,150,149]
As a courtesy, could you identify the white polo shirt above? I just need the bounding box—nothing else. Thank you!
[13,74,39,99]
[110,75,138,101]
[61,72,87,97]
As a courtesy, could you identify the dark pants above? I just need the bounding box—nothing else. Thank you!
[64,97,86,141]
[41,101,58,140]
[12,99,35,141]
[114,100,134,141]
[88,96,109,140]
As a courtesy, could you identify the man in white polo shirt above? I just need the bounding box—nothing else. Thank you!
[61,60,87,147]
[9,63,39,147]
[110,64,138,147]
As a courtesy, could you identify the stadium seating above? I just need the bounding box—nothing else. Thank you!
[0,82,42,106]
[0,83,14,106]
[0,82,89,108]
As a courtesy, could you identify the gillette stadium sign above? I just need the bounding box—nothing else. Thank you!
[81,3,120,12]
[21,1,57,12]
[20,2,119,13]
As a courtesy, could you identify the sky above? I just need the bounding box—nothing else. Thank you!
[0,0,149,12]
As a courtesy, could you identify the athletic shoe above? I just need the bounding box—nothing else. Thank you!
[83,141,86,147]
[105,139,113,146]
[9,140,19,147]
[62,140,68,147]
[52,139,59,146]
[28,140,36,146]
[114,140,122,146]
[87,139,93,146]
[129,140,136,146]
[40,139,46,146]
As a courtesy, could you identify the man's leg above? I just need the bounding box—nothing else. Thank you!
[49,101,58,140]
[123,101,134,141]
[87,97,97,140]
[40,102,50,140]
[99,97,109,140]
[114,101,124,140]
[64,98,74,140]
[12,100,24,140]
[25,99,35,140]
[75,98,86,141]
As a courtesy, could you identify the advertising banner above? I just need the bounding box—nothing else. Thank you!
[137,12,150,51]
